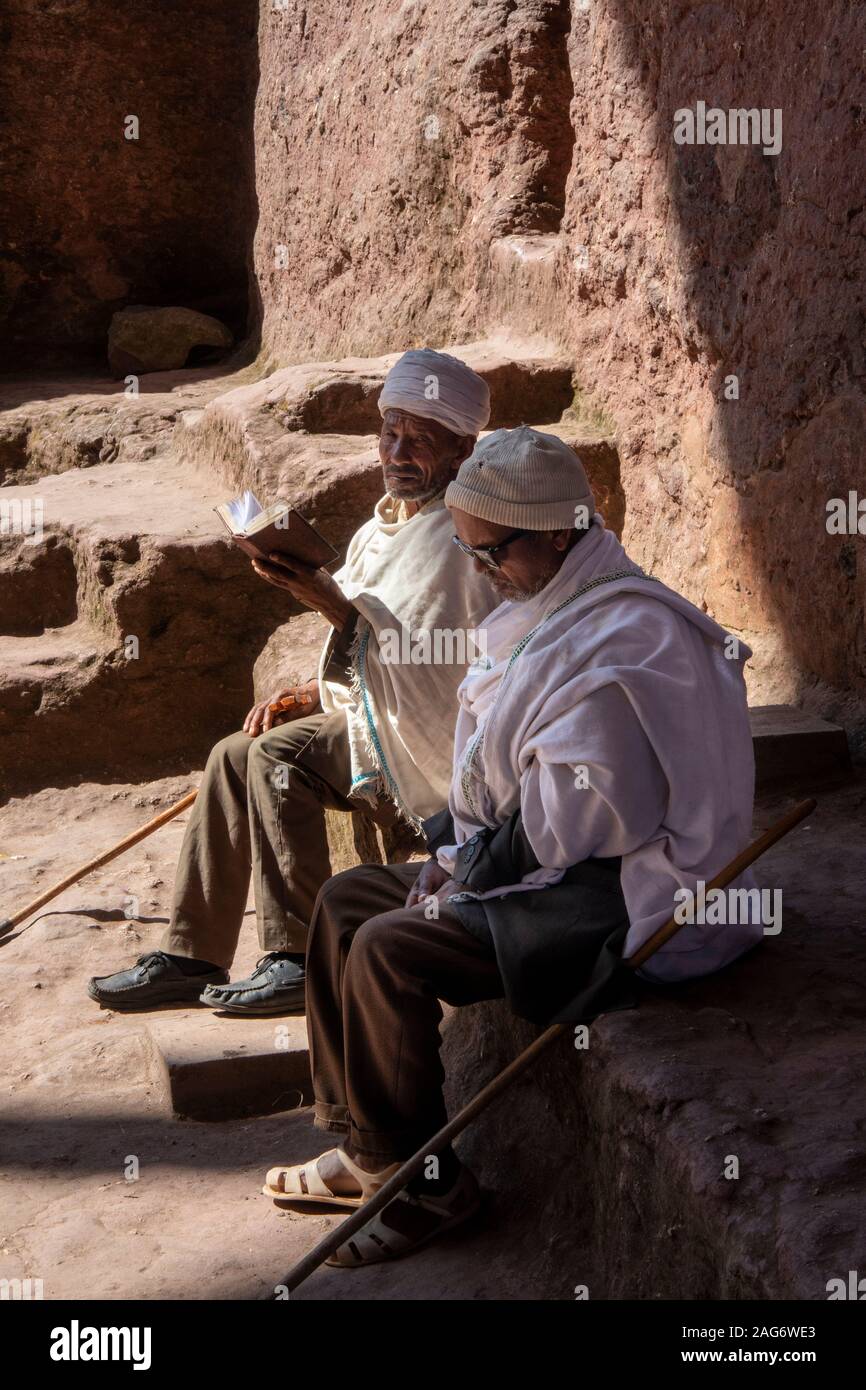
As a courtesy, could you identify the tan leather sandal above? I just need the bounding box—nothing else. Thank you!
[326,1165,481,1265]
[262,1147,401,1209]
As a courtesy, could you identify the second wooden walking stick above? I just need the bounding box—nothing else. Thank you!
[0,790,198,940]
[0,692,316,940]
[276,796,816,1295]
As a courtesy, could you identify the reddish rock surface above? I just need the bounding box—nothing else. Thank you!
[1,773,862,1300]
[253,0,866,754]
[0,343,600,797]
[6,1,864,744]
[0,0,258,368]
[107,307,233,378]
[3,0,866,1305]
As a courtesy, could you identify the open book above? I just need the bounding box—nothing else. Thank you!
[215,490,338,567]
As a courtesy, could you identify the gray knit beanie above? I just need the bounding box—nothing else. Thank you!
[444,426,595,530]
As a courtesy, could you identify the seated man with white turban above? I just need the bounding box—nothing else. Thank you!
[88,350,495,1015]
[263,425,762,1265]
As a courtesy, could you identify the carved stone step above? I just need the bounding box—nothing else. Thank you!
[750,704,852,793]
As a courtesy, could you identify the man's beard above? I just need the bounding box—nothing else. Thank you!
[490,566,558,603]
[385,480,442,502]
[384,468,443,503]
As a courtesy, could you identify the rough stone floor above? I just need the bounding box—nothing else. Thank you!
[0,776,543,1300]
[1,772,863,1301]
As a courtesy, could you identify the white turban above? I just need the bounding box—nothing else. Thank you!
[378,348,491,439]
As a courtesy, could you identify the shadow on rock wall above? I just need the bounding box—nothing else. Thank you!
[591,0,866,752]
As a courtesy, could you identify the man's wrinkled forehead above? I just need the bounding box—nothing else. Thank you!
[381,408,442,441]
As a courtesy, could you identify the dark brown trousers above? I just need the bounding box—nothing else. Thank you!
[307,861,505,1166]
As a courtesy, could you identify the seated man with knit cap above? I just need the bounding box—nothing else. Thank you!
[87,350,495,1015]
[264,425,761,1265]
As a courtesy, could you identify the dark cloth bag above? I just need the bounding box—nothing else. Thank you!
[421,808,639,1027]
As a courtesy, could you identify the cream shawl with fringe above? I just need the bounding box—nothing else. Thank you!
[318,494,496,825]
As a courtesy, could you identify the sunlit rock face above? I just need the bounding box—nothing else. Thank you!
[254,0,866,751]
[3,1,865,775]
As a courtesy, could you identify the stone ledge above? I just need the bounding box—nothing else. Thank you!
[750,704,852,793]
[441,779,866,1300]
[144,1010,310,1122]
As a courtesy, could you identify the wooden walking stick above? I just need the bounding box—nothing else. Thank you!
[0,790,198,940]
[0,691,316,941]
[277,796,816,1295]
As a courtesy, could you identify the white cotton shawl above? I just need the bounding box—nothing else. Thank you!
[318,494,496,825]
[437,514,762,984]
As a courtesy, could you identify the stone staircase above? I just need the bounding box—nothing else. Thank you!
[0,343,598,801]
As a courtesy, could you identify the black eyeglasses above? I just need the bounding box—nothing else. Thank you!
[451,528,532,570]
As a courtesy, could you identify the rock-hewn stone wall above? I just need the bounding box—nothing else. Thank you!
[0,0,259,368]
[5,2,864,752]
[254,0,866,750]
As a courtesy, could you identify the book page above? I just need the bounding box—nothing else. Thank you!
[223,490,262,533]
[248,502,291,534]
